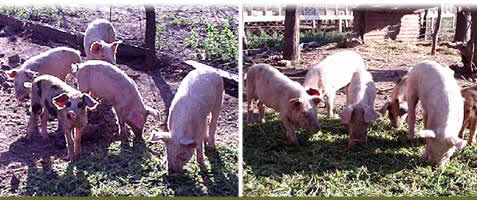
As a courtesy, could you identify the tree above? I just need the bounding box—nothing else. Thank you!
[455,7,471,43]
[431,6,442,55]
[462,9,477,74]
[145,5,156,69]
[283,5,300,62]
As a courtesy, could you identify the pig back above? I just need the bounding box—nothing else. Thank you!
[304,51,366,93]
[77,61,141,106]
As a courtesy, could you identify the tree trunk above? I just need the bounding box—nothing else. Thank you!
[431,6,442,55]
[353,9,366,41]
[455,7,471,43]
[463,9,477,74]
[283,5,300,62]
[145,5,156,69]
[420,9,428,39]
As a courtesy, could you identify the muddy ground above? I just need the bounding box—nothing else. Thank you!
[0,6,238,196]
[243,39,470,122]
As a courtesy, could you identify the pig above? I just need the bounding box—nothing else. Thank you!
[27,75,98,161]
[74,60,160,141]
[246,64,322,145]
[149,69,224,172]
[303,50,367,118]
[407,60,467,167]
[458,85,477,145]
[339,70,380,150]
[378,75,409,129]
[6,47,82,101]
[83,19,121,64]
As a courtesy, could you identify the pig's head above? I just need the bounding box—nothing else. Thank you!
[6,69,37,101]
[339,103,380,150]
[89,40,122,64]
[417,129,467,167]
[150,132,196,173]
[379,99,408,129]
[52,92,98,128]
[287,88,322,133]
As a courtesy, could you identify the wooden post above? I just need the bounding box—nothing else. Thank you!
[455,7,471,43]
[463,9,477,74]
[431,6,442,55]
[283,5,300,62]
[145,5,156,69]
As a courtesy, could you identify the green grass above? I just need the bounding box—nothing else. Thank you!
[12,136,237,196]
[243,113,477,196]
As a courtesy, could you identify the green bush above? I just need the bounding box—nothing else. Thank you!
[186,23,238,63]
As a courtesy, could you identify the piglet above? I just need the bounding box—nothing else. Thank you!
[28,75,98,161]
[246,64,322,145]
[339,70,379,150]
[459,85,477,145]
[150,69,224,172]
[378,74,409,129]
[407,60,467,167]
[84,19,121,64]
[6,47,81,101]
[74,60,160,141]
[304,51,367,118]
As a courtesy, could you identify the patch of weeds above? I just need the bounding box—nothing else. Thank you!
[243,113,477,196]
[186,23,238,63]
[168,17,193,27]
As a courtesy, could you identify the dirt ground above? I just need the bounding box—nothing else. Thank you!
[0,6,238,196]
[243,39,470,121]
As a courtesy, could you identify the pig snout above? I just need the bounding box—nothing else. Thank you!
[309,121,321,133]
[67,110,77,119]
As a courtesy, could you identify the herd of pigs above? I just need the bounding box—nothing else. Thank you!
[246,50,476,168]
[4,19,225,173]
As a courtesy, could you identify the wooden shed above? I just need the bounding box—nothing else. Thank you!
[353,7,425,41]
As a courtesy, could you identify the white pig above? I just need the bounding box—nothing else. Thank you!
[28,75,98,161]
[407,60,467,167]
[74,60,160,140]
[339,70,379,150]
[378,75,409,129]
[246,64,322,145]
[304,51,367,118]
[6,47,81,101]
[150,69,223,172]
[83,19,121,64]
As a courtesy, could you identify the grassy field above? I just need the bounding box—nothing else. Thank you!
[243,113,477,196]
[8,135,238,196]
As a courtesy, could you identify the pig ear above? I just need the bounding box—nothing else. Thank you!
[149,131,171,143]
[82,94,99,110]
[416,129,436,139]
[289,98,303,110]
[364,107,380,123]
[23,82,32,89]
[52,93,70,110]
[91,42,102,54]
[6,69,17,79]
[180,137,196,147]
[311,96,323,105]
[112,41,122,53]
[306,88,320,96]
[447,136,467,150]
[378,102,390,115]
[339,106,353,124]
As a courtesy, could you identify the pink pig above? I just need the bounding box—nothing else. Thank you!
[83,19,121,64]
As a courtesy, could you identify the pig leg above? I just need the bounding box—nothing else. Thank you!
[326,92,335,118]
[459,117,470,138]
[40,112,50,140]
[196,141,204,166]
[280,113,298,145]
[73,127,84,161]
[208,111,219,150]
[247,96,254,124]
[407,91,419,140]
[469,117,477,145]
[63,126,75,161]
[27,113,39,140]
[258,101,265,123]
[55,120,64,134]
